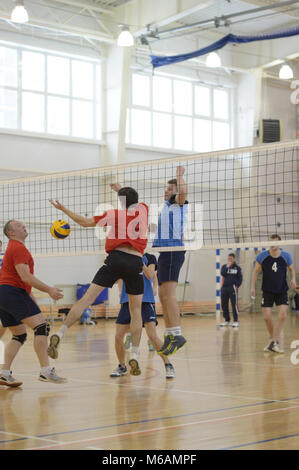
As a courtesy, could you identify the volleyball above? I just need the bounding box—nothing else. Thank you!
[50,219,71,239]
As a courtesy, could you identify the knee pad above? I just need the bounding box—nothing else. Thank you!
[34,322,50,337]
[12,333,27,345]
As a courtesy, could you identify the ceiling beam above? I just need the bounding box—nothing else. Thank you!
[134,1,214,37]
[50,0,114,16]
[0,12,115,44]
[149,0,299,39]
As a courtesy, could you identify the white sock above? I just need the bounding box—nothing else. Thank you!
[57,325,68,339]
[131,346,139,355]
[0,369,10,376]
[41,366,52,375]
[166,327,181,336]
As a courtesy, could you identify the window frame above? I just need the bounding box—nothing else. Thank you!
[0,41,102,143]
[127,71,232,153]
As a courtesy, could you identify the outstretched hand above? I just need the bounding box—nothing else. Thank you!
[49,199,65,211]
[48,287,64,301]
[110,183,122,193]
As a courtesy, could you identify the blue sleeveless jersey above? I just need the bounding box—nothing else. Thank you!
[153,194,188,248]
[120,253,157,304]
[256,249,293,294]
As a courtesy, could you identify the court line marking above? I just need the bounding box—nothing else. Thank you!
[37,400,276,438]
[0,399,273,445]
[28,403,299,450]
[0,431,64,445]
[222,432,299,449]
[14,371,299,407]
[0,398,282,444]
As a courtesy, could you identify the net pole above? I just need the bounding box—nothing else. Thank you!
[216,248,221,325]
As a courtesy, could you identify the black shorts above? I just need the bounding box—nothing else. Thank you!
[116,302,157,326]
[157,251,185,285]
[0,285,41,327]
[261,291,289,308]
[92,250,144,295]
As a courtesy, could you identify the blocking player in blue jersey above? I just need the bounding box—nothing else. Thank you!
[110,253,175,379]
[251,234,296,353]
[153,166,188,356]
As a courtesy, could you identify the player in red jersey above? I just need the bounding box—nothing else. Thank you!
[0,220,65,387]
[47,187,148,375]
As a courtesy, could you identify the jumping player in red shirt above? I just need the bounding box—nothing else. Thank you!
[47,186,148,375]
[0,220,66,387]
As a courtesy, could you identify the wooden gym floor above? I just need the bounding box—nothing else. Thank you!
[1,312,299,450]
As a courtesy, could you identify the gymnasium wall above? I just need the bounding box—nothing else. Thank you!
[260,78,297,141]
[0,132,102,173]
[0,32,298,307]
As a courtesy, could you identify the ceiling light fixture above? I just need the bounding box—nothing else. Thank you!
[117,26,134,47]
[205,51,222,68]
[279,64,293,80]
[11,0,29,24]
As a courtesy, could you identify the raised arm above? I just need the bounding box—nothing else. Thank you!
[110,183,122,193]
[175,166,187,206]
[49,199,96,227]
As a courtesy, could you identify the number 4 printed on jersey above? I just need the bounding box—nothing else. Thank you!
[272,262,278,273]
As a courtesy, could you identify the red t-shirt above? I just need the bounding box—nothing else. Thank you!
[94,202,148,255]
[0,240,34,294]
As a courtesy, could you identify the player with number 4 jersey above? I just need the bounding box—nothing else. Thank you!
[251,234,296,353]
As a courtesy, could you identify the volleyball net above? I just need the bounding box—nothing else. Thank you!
[0,139,297,317]
[0,139,297,257]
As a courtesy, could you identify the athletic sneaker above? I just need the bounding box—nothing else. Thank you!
[264,342,273,352]
[47,334,60,359]
[110,364,128,377]
[219,321,230,327]
[159,334,187,356]
[267,341,284,354]
[165,363,175,379]
[0,372,22,388]
[158,334,171,354]
[124,334,132,350]
[39,367,67,384]
[128,352,141,376]
[231,322,239,328]
[148,339,156,352]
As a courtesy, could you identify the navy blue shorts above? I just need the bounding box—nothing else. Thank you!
[116,302,157,326]
[157,251,185,285]
[262,291,288,308]
[0,285,41,327]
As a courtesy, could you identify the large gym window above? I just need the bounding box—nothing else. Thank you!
[127,72,231,152]
[0,43,102,141]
